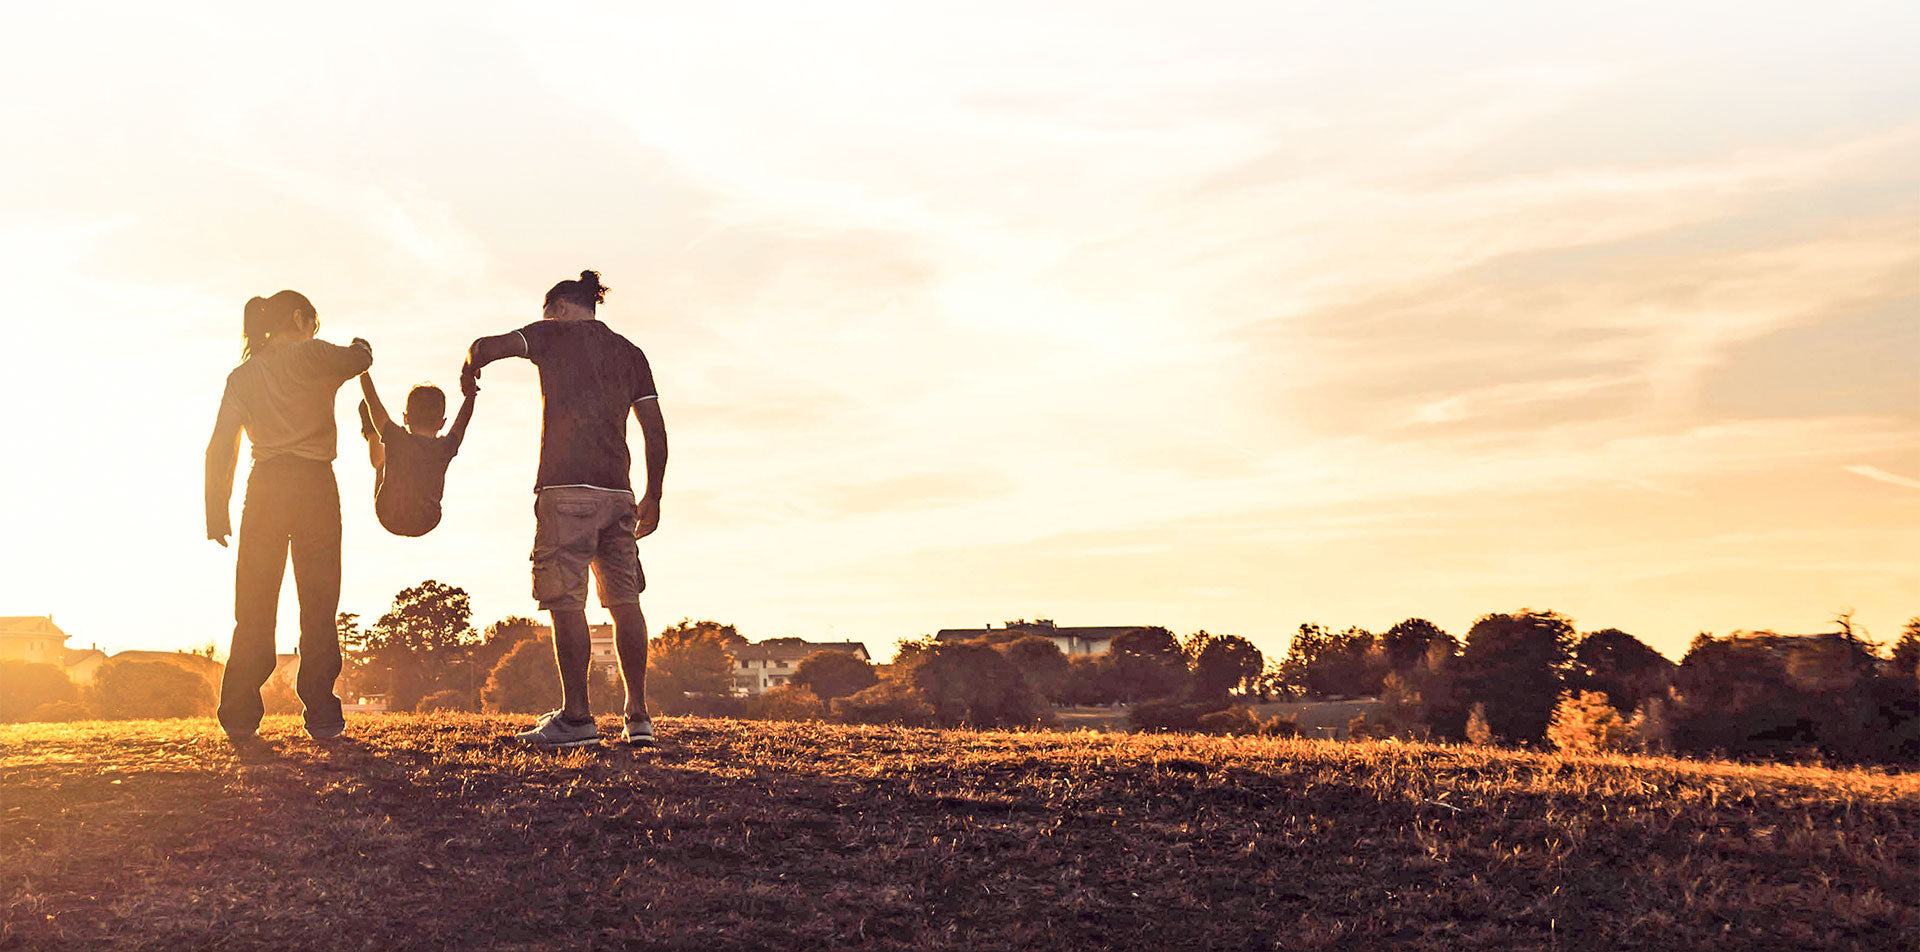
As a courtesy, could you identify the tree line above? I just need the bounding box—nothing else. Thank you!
[7,580,1916,767]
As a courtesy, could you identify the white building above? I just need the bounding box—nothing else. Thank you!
[733,639,871,695]
[0,616,68,665]
[934,619,1141,657]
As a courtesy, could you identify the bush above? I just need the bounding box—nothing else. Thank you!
[790,651,878,701]
[262,664,302,715]
[1346,713,1372,740]
[86,659,214,720]
[668,694,748,718]
[1128,699,1216,732]
[1058,655,1120,705]
[1465,703,1494,746]
[753,685,827,721]
[1547,690,1631,753]
[1628,696,1672,753]
[1258,715,1299,738]
[831,679,935,727]
[416,689,473,713]
[27,700,91,723]
[0,661,81,722]
[1195,705,1261,736]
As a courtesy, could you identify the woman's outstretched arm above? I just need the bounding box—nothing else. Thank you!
[204,387,245,547]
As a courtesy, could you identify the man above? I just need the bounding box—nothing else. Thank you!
[463,269,667,748]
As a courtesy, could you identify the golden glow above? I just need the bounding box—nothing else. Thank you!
[1,3,1916,662]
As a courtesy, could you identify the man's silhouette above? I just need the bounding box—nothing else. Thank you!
[464,270,668,747]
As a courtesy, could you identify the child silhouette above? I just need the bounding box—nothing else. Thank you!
[357,372,475,537]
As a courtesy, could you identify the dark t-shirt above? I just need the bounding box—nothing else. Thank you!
[375,428,460,535]
[517,319,658,494]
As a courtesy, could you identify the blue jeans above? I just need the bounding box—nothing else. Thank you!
[218,457,344,734]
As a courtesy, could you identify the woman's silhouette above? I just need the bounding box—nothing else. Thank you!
[205,291,372,741]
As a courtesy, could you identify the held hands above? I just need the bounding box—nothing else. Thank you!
[351,337,373,358]
[635,495,660,539]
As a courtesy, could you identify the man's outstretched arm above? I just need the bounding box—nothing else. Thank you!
[633,398,667,538]
[463,332,529,388]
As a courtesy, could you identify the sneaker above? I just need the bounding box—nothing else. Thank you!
[307,723,345,741]
[513,710,602,748]
[223,726,258,744]
[620,716,656,747]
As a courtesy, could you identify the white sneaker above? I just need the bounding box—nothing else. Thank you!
[513,710,601,748]
[620,716,656,747]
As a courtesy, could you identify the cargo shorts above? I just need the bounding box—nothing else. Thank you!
[530,487,645,611]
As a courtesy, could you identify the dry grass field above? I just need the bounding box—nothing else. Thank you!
[4,714,1918,951]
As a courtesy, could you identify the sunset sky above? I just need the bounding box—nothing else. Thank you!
[1,2,1915,664]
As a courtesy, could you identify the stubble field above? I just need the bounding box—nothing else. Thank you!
[3,714,1917,950]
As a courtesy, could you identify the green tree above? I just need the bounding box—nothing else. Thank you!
[86,659,213,720]
[474,616,543,679]
[344,581,481,711]
[1570,628,1675,713]
[482,638,558,714]
[650,620,739,712]
[1279,624,1379,698]
[899,640,1051,727]
[1186,632,1264,700]
[1888,617,1920,681]
[1457,610,1577,743]
[1000,636,1071,700]
[791,650,878,701]
[1108,627,1186,702]
[1378,618,1455,672]
[0,661,81,722]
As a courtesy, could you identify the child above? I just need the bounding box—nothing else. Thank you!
[357,372,475,537]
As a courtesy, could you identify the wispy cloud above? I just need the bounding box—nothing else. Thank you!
[1846,465,1920,492]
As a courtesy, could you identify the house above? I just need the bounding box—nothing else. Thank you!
[106,650,225,690]
[733,638,870,695]
[63,647,108,684]
[934,619,1144,657]
[533,624,621,675]
[0,616,69,666]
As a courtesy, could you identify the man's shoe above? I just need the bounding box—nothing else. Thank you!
[513,711,602,748]
[307,723,345,741]
[620,716,656,748]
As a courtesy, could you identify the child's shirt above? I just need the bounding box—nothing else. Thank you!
[375,427,461,537]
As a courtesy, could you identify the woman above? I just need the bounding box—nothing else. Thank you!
[205,290,372,742]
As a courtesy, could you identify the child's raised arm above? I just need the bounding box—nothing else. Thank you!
[446,378,478,452]
[359,372,395,436]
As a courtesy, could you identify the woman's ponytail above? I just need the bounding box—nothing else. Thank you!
[239,290,316,361]
[242,296,271,361]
